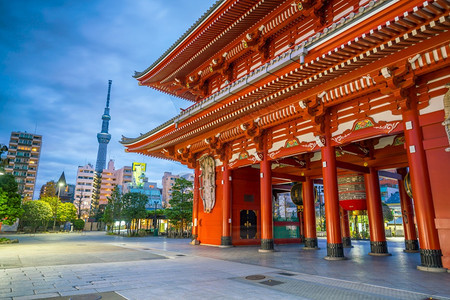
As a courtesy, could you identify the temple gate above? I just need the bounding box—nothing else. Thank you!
[122,0,450,271]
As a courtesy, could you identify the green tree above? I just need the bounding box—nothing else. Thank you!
[122,192,148,235]
[382,203,394,223]
[0,174,23,225]
[57,202,77,223]
[22,200,52,232]
[73,219,85,231]
[102,186,123,233]
[42,196,60,230]
[165,177,193,235]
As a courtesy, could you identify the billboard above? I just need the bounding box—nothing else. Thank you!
[132,162,146,187]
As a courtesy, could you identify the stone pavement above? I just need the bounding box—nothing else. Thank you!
[0,232,449,299]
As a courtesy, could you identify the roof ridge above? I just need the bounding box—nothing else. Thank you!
[133,0,226,79]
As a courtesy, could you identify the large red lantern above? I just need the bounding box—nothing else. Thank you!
[337,173,367,211]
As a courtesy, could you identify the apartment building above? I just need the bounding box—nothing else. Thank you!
[5,131,42,201]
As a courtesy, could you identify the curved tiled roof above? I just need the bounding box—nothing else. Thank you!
[133,0,225,79]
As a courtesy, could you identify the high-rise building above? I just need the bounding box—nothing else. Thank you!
[98,160,132,206]
[161,171,194,207]
[161,172,179,206]
[74,163,95,220]
[5,131,42,201]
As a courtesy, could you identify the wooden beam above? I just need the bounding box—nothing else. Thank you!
[271,172,305,182]
[272,184,293,192]
[335,161,370,174]
[274,157,306,168]
[338,144,370,157]
[378,170,402,180]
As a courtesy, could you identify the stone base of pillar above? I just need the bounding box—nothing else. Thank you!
[417,249,445,272]
[303,237,319,250]
[403,239,419,253]
[190,235,200,245]
[299,235,305,243]
[324,243,346,260]
[369,241,391,256]
[220,236,232,247]
[342,237,353,248]
[258,238,274,252]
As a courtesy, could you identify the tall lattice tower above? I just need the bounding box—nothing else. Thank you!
[95,80,112,173]
[91,80,112,222]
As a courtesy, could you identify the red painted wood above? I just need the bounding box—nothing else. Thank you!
[321,127,342,244]
[260,150,273,241]
[192,166,200,238]
[303,177,317,240]
[364,168,386,243]
[402,106,441,250]
[340,207,351,240]
[222,164,231,238]
[397,168,418,242]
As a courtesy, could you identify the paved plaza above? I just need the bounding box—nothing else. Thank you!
[0,232,449,300]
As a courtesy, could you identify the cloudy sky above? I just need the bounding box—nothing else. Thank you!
[0,0,214,198]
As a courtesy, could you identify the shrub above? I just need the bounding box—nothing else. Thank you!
[73,219,85,231]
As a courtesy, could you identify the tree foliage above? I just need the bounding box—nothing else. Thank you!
[41,196,59,218]
[0,174,23,225]
[22,200,52,232]
[41,196,76,225]
[102,186,123,232]
[382,203,394,223]
[73,219,85,231]
[165,177,193,233]
[122,192,148,234]
[57,202,77,222]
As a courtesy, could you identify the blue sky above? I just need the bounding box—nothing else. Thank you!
[0,0,214,197]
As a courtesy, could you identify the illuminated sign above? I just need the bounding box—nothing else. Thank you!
[132,162,146,187]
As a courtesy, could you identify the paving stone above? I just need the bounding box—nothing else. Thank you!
[13,293,60,300]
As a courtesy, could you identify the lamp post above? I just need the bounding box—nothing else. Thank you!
[53,182,64,231]
[153,200,158,236]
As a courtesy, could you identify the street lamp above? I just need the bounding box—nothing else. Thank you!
[53,182,65,231]
[153,200,158,236]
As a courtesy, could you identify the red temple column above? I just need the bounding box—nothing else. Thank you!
[403,106,443,270]
[321,128,345,260]
[259,148,274,252]
[303,177,319,249]
[364,168,390,256]
[340,207,352,248]
[297,208,304,242]
[192,166,200,245]
[221,164,232,246]
[397,168,419,253]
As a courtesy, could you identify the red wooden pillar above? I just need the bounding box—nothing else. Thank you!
[340,207,352,248]
[221,164,232,246]
[402,107,443,270]
[297,209,304,242]
[303,177,319,249]
[259,148,274,252]
[192,166,200,244]
[397,168,419,252]
[364,168,390,256]
[321,129,345,260]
